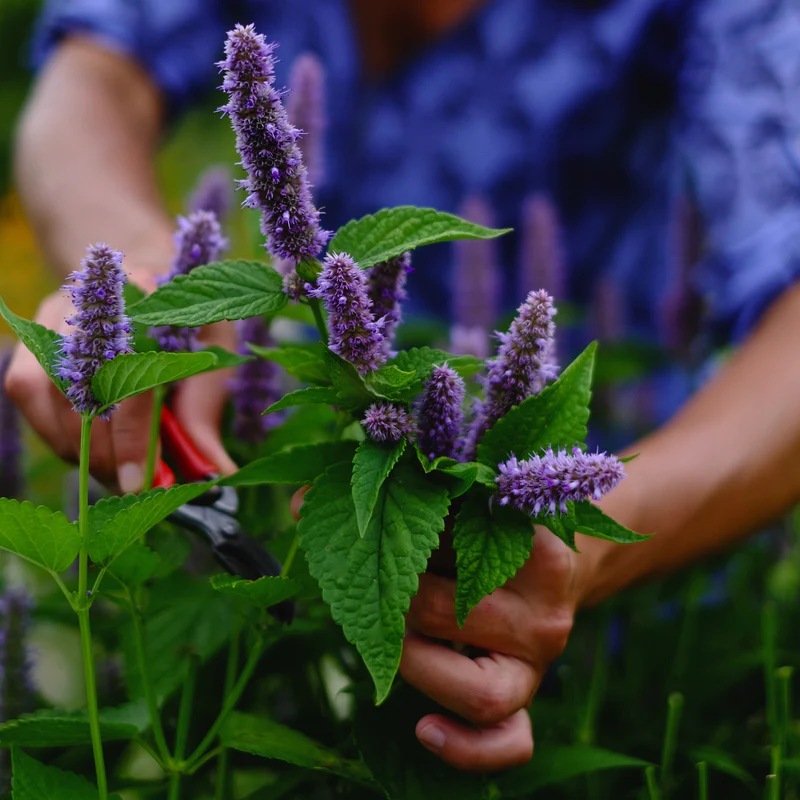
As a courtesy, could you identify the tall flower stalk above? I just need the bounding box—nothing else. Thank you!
[367,252,411,354]
[415,365,465,461]
[519,194,565,302]
[0,351,22,499]
[287,53,327,189]
[58,243,133,799]
[187,166,234,222]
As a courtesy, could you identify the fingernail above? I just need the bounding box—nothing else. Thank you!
[417,724,446,752]
[118,462,143,494]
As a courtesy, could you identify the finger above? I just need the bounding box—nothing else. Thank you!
[110,392,154,494]
[416,708,533,772]
[400,631,538,726]
[291,486,310,520]
[171,371,237,475]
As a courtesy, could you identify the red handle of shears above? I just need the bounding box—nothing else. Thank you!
[153,407,220,489]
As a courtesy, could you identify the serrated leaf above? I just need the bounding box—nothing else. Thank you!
[495,745,650,796]
[11,748,124,800]
[264,387,340,415]
[220,711,373,783]
[223,441,357,486]
[87,483,213,564]
[538,512,577,551]
[389,347,483,394]
[0,712,138,747]
[0,500,79,573]
[365,365,417,400]
[128,260,287,327]
[299,460,450,703]
[352,438,406,537]
[107,543,162,585]
[567,501,650,544]
[249,342,331,385]
[210,574,300,607]
[329,207,511,269]
[0,296,66,393]
[453,490,533,626]
[92,351,218,409]
[322,348,375,411]
[477,343,596,467]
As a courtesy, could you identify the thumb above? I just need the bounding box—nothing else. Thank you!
[111,392,154,494]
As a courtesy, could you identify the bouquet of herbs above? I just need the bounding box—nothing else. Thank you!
[0,23,648,799]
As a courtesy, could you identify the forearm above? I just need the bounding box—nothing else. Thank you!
[14,37,174,286]
[577,282,800,606]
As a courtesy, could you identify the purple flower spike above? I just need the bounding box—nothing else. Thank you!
[311,252,387,374]
[367,252,411,354]
[464,290,556,458]
[363,403,414,443]
[151,210,228,352]
[59,244,132,418]
[415,365,465,461]
[230,316,283,442]
[187,165,234,222]
[0,587,34,723]
[496,447,625,517]
[0,352,22,499]
[519,194,565,302]
[218,24,330,263]
[287,53,327,189]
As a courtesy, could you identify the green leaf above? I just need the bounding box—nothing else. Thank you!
[434,459,498,498]
[495,745,650,796]
[249,342,331,385]
[0,296,66,393]
[538,512,577,552]
[128,260,287,327]
[477,342,596,468]
[87,483,213,564]
[689,746,756,790]
[299,460,450,703]
[567,501,651,544]
[329,206,511,269]
[220,711,373,783]
[92,351,218,409]
[202,345,253,369]
[0,500,79,573]
[365,365,417,400]
[107,543,162,585]
[264,387,340,415]
[453,490,533,626]
[389,347,483,394]
[322,348,374,412]
[352,438,406,537]
[11,748,123,800]
[0,711,138,747]
[210,574,300,607]
[223,441,357,486]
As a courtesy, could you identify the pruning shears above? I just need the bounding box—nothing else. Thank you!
[153,406,294,624]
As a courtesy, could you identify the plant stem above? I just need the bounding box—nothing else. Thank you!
[214,631,241,800]
[696,762,707,800]
[777,666,793,759]
[143,384,166,493]
[767,773,778,800]
[645,766,661,800]
[77,416,108,800]
[129,595,171,762]
[281,533,300,578]
[763,602,779,744]
[578,609,610,745]
[660,692,684,799]
[169,655,198,800]
[185,635,265,769]
[309,298,328,345]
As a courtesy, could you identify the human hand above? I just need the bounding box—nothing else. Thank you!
[401,526,579,772]
[4,268,238,493]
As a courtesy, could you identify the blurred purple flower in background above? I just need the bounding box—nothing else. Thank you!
[186,165,234,223]
[415,364,465,461]
[287,53,327,190]
[0,352,22,499]
[519,194,565,303]
[367,252,411,354]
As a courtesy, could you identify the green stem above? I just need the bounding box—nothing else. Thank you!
[280,533,300,579]
[309,298,329,345]
[777,666,793,759]
[143,384,166,493]
[129,595,171,762]
[767,773,778,800]
[214,631,241,800]
[169,655,198,800]
[660,692,684,799]
[763,602,779,745]
[697,762,707,800]
[578,610,610,745]
[645,766,661,800]
[185,635,264,769]
[77,416,108,800]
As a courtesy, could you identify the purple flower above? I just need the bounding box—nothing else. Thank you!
[496,447,625,517]
[287,53,327,189]
[59,244,132,418]
[367,252,411,353]
[415,365,465,461]
[150,211,228,352]
[311,253,387,374]
[463,290,556,457]
[362,403,414,443]
[519,194,565,302]
[187,166,234,222]
[230,316,283,442]
[0,352,22,499]
[449,325,490,359]
[218,24,330,263]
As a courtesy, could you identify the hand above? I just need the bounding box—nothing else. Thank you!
[4,271,238,492]
[401,527,578,772]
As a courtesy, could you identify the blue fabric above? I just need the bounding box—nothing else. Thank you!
[32,0,800,429]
